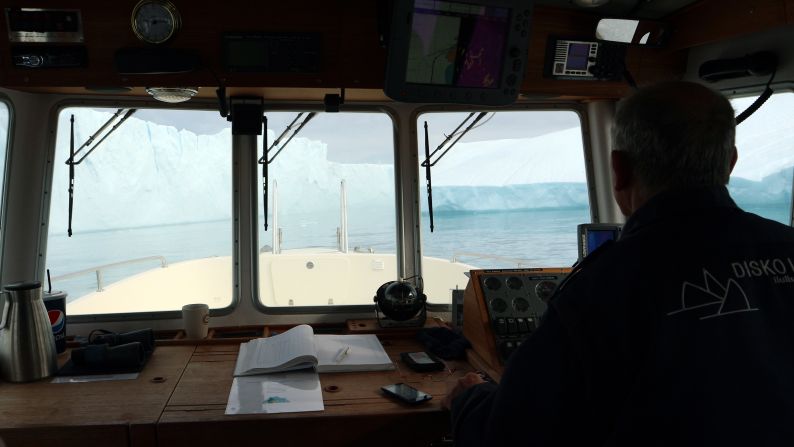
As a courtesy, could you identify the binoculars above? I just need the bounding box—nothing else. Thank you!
[70,329,155,370]
[90,328,154,353]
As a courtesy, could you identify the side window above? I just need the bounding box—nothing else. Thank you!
[730,92,794,225]
[417,110,589,304]
[48,108,233,315]
[256,112,396,308]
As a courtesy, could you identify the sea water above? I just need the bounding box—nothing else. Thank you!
[47,207,592,302]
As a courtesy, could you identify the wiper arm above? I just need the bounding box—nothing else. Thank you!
[66,108,137,165]
[258,112,316,164]
[421,112,488,168]
[258,111,316,231]
[65,108,137,236]
[422,112,490,232]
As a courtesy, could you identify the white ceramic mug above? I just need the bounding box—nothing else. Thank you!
[182,303,209,339]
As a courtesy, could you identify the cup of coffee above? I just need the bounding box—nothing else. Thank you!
[182,304,209,339]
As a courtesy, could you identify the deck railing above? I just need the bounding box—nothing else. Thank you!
[450,252,531,267]
[50,255,168,292]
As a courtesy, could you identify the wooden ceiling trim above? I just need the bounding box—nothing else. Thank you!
[0,1,685,100]
[666,0,789,50]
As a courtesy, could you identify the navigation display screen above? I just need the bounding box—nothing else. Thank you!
[405,0,510,89]
[586,229,618,254]
[566,43,590,70]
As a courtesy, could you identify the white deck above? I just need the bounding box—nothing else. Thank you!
[67,253,475,315]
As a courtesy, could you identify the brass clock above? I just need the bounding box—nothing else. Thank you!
[131,0,181,44]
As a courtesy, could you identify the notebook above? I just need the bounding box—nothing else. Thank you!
[233,324,395,376]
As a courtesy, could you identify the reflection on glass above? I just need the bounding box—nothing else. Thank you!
[47,108,233,315]
[729,93,794,225]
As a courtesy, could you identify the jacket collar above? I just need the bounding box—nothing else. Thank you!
[620,186,737,238]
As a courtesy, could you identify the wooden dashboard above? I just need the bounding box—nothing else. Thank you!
[0,0,789,100]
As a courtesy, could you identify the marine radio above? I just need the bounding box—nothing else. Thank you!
[463,268,570,379]
[544,37,627,81]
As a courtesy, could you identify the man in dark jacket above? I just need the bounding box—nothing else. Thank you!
[444,81,794,446]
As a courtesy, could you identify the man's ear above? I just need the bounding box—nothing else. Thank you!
[728,146,738,174]
[611,151,632,191]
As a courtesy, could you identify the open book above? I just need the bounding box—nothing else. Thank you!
[233,324,395,376]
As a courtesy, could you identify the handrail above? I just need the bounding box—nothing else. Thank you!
[51,255,168,292]
[450,252,533,267]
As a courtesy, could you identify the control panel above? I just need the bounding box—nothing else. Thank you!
[544,37,627,81]
[463,268,570,379]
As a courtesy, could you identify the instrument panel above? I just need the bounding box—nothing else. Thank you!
[463,268,570,376]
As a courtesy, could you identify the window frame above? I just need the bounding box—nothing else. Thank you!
[40,99,593,321]
[727,88,794,228]
[44,98,239,323]
[0,95,14,287]
[251,104,403,315]
[409,103,594,307]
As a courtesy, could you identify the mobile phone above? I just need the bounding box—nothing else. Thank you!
[400,351,446,372]
[381,383,432,404]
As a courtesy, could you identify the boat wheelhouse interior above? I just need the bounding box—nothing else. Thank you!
[0,0,792,445]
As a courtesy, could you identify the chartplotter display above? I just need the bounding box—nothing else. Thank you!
[405,1,510,88]
[385,0,532,105]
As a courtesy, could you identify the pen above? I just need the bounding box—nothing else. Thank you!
[335,346,351,363]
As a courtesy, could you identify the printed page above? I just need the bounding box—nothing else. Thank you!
[253,324,316,368]
[225,371,324,415]
[315,334,395,372]
[234,324,317,375]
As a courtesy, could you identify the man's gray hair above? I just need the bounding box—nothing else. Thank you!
[612,82,736,193]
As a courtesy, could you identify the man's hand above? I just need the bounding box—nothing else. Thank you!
[442,372,486,410]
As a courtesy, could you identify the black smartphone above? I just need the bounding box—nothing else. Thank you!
[381,383,432,404]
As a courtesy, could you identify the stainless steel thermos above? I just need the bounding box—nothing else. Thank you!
[0,281,58,382]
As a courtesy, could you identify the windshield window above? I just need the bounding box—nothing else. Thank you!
[48,107,233,315]
[256,112,397,308]
[417,110,589,304]
[729,92,794,225]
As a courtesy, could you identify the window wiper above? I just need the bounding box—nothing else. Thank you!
[65,108,137,236]
[257,112,316,230]
[422,112,489,232]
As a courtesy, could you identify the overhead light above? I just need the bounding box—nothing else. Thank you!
[145,87,198,103]
[572,0,610,7]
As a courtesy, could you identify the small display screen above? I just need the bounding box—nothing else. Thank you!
[586,229,618,255]
[566,43,590,71]
[227,41,267,67]
[405,0,510,89]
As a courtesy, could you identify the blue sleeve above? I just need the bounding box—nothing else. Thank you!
[450,306,583,446]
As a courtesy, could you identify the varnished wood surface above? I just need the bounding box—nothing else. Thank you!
[0,1,685,99]
[158,337,472,447]
[0,345,195,447]
[786,0,794,23]
[0,334,473,447]
[667,0,790,50]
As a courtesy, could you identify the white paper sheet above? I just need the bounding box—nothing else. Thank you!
[225,371,324,415]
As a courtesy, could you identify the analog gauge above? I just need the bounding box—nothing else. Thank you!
[507,276,523,290]
[484,277,502,291]
[512,297,529,312]
[131,0,181,44]
[490,298,507,313]
[535,281,558,303]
